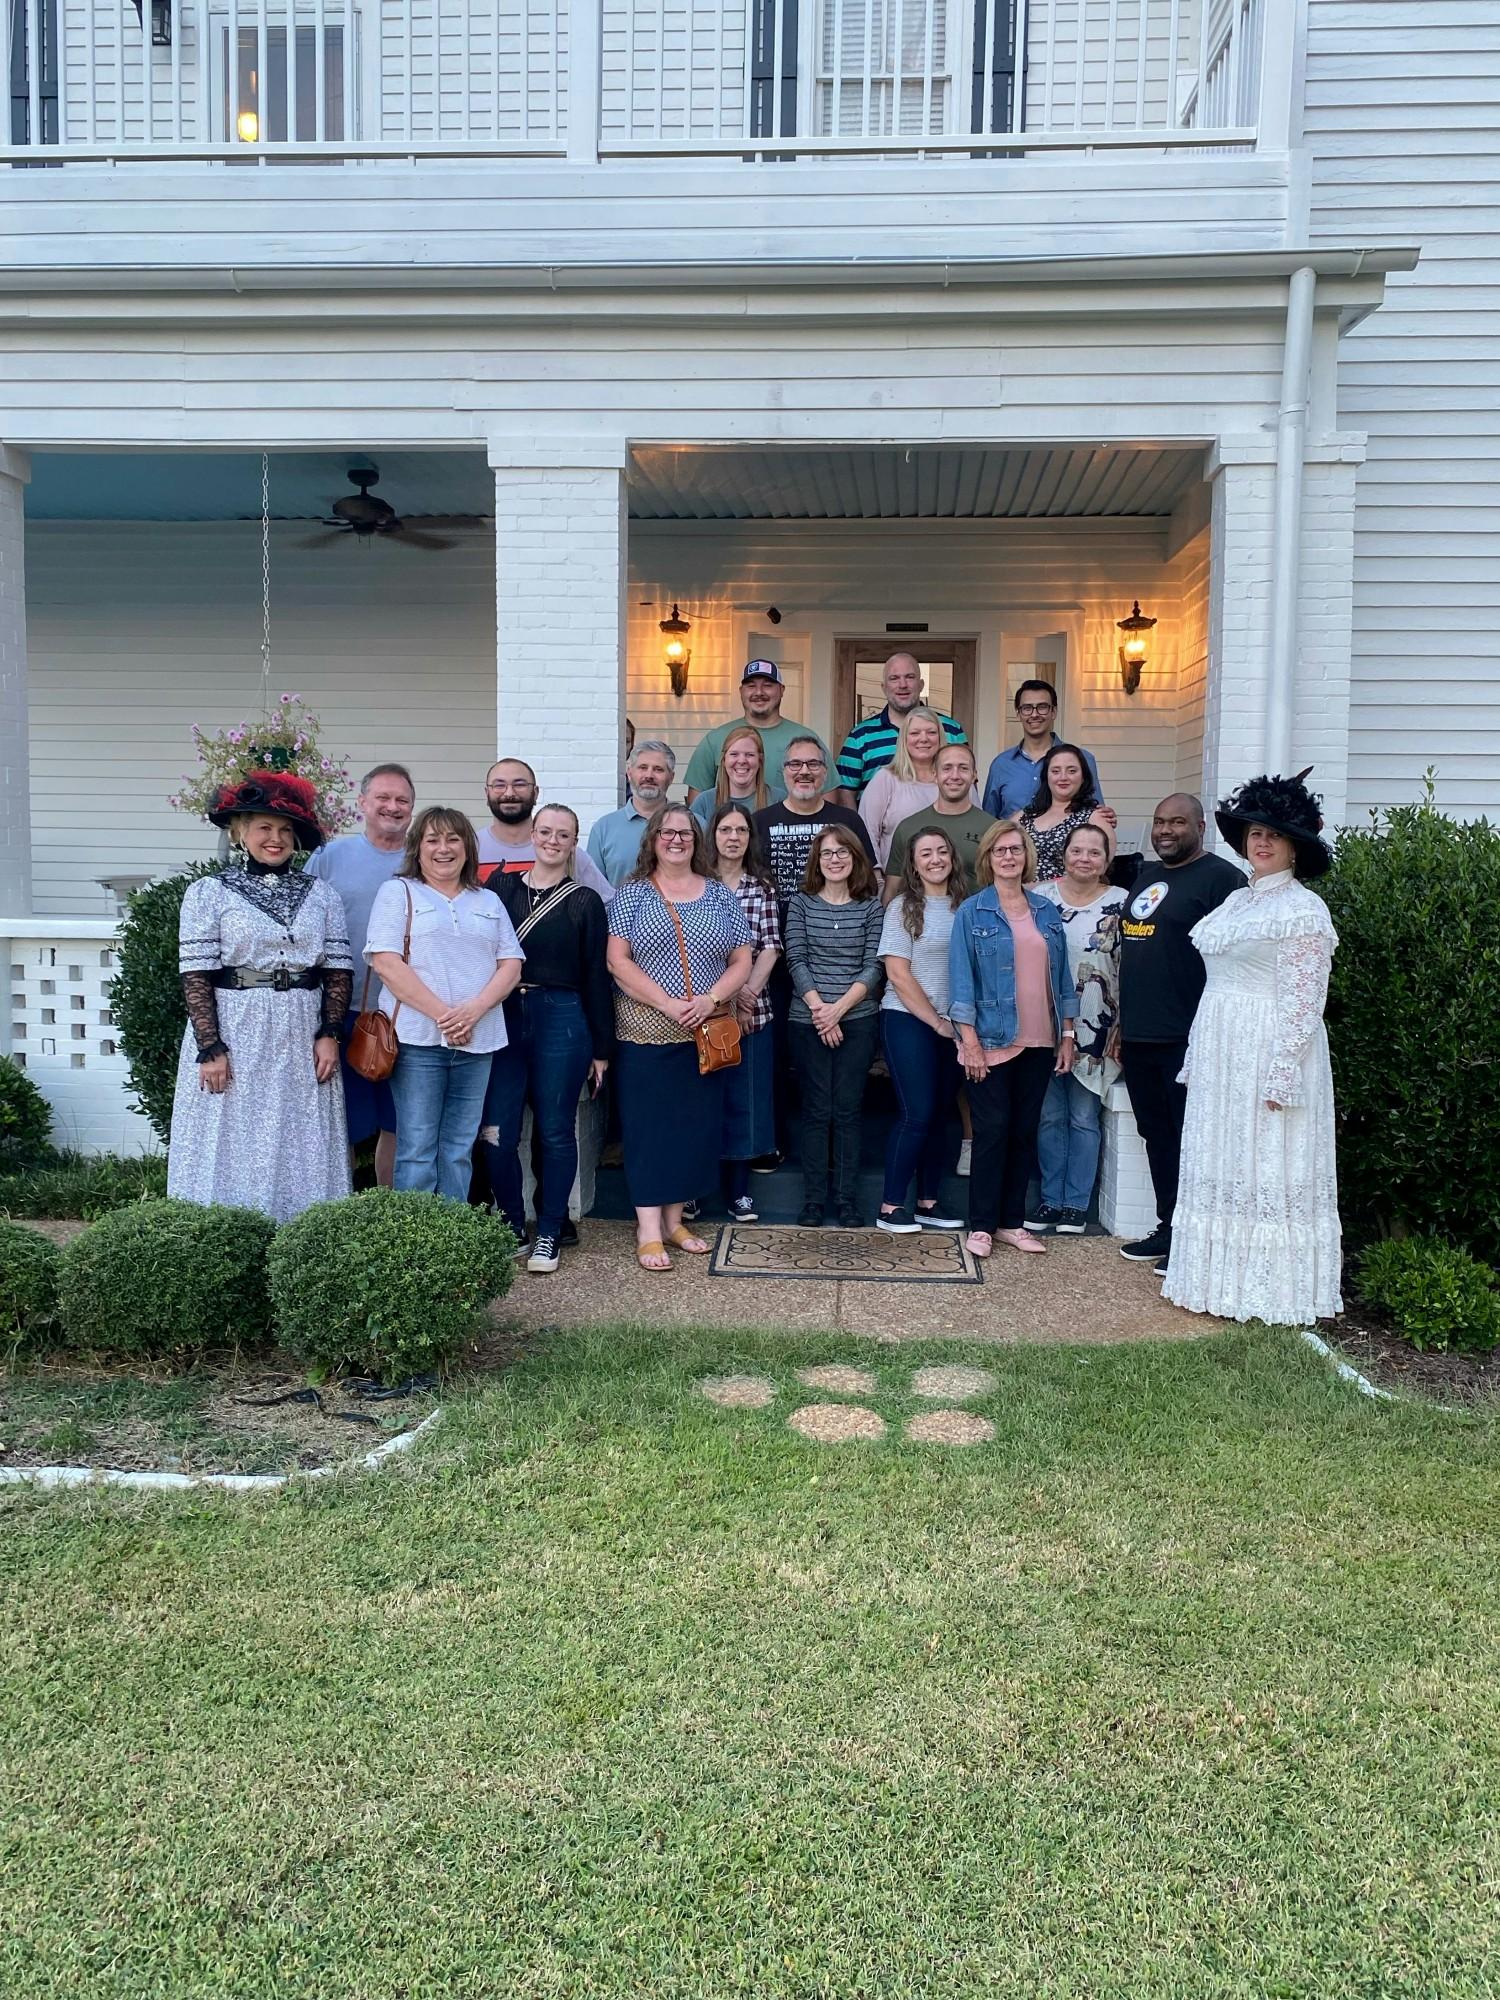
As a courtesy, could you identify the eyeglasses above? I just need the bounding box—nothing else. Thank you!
[785,758,826,772]
[486,781,534,794]
[1016,702,1055,717]
[657,829,694,846]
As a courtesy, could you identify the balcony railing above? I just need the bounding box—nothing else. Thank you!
[1,0,1282,162]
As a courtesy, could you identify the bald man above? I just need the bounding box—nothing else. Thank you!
[833,652,966,807]
[1115,792,1244,1268]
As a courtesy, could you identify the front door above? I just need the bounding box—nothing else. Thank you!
[833,638,977,744]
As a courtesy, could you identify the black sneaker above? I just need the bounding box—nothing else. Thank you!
[527,1233,561,1275]
[1152,1255,1169,1279]
[749,1152,784,1175]
[681,1199,701,1223]
[1025,1202,1064,1235]
[834,1205,862,1231]
[1121,1225,1172,1262]
[914,1205,964,1231]
[877,1206,920,1235]
[560,1217,579,1247]
[728,1195,759,1224]
[1054,1208,1087,1235]
[797,1203,825,1230]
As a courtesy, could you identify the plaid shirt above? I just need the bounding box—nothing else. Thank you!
[731,875,781,1033]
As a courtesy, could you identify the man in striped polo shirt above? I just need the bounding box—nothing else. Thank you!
[832,652,966,806]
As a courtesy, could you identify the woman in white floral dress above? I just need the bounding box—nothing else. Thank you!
[1164,772,1342,1326]
[167,773,353,1224]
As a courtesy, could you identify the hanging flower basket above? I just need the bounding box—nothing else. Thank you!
[169,695,355,836]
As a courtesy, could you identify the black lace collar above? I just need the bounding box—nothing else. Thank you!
[221,862,314,927]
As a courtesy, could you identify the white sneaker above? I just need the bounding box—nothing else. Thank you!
[527,1233,561,1274]
[956,1141,972,1177]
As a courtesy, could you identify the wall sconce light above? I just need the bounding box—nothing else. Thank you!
[1116,599,1157,696]
[661,603,692,698]
[130,0,174,46]
[236,109,260,143]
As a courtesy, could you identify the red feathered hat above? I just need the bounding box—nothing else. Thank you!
[206,771,326,851]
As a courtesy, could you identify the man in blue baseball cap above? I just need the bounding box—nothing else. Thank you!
[684,658,829,809]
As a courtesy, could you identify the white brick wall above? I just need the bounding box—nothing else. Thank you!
[1291,448,1362,828]
[0,448,32,918]
[1203,447,1276,818]
[492,459,627,837]
[1097,1086,1158,1239]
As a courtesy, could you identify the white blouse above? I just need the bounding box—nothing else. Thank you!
[365,879,524,1054]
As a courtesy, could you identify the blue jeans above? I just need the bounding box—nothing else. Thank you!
[481,989,593,1238]
[389,1044,493,1203]
[1036,1070,1103,1211]
[880,1009,962,1208]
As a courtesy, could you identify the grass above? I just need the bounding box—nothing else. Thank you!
[1,1321,1497,1998]
[0,1150,167,1221]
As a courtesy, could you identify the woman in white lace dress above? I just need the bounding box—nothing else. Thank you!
[1164,772,1341,1325]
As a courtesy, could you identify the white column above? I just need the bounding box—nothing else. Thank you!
[0,445,32,918]
[491,446,628,838]
[1202,440,1276,824]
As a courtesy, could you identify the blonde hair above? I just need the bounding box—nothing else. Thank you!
[714,724,770,813]
[534,802,580,880]
[889,704,945,784]
[975,816,1038,887]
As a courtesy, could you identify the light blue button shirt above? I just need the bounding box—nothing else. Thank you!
[982,738,1103,819]
[585,803,654,886]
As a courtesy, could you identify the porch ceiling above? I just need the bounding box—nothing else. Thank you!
[627,446,1205,520]
[22,444,1205,524]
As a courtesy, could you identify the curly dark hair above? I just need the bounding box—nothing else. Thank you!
[1026,742,1101,817]
[895,824,966,939]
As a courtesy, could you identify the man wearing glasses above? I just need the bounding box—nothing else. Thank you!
[476,757,615,900]
[981,680,1106,821]
[753,738,877,911]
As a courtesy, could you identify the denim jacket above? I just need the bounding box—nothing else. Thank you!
[948,886,1078,1047]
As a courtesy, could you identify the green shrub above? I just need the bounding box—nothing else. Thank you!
[58,1199,275,1361]
[269,1189,516,1381]
[1357,1236,1500,1354]
[0,1219,62,1352]
[0,1057,52,1170]
[1323,783,1500,1265]
[0,1151,169,1221]
[111,861,223,1145]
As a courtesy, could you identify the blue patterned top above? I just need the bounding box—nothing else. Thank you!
[608,877,752,997]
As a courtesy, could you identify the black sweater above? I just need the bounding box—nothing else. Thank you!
[488,874,615,1059]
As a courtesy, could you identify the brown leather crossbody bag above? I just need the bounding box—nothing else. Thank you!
[660,892,742,1076]
[345,884,412,1083]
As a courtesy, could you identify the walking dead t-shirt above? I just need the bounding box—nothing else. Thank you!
[1117,851,1245,1042]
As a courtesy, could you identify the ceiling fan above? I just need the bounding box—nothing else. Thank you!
[297,466,483,551]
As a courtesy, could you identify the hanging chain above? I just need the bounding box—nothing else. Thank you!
[259,451,272,721]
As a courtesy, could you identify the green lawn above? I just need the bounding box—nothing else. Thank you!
[2,1323,1497,1999]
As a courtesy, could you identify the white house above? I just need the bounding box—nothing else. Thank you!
[0,0,1495,1224]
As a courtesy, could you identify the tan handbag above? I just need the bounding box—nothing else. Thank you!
[346,884,412,1083]
[661,892,742,1076]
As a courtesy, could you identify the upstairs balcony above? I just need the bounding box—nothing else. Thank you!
[2,0,1288,167]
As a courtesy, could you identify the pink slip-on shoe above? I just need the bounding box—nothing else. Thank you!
[965,1231,993,1259]
[996,1227,1046,1254]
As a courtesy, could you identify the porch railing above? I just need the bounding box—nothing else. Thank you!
[1,0,1284,161]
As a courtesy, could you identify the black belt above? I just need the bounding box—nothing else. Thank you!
[210,967,321,992]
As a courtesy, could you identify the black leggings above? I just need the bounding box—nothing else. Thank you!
[965,1047,1055,1234]
[790,1014,878,1210]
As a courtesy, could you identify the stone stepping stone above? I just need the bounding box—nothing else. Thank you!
[697,1374,777,1409]
[795,1364,878,1395]
[787,1403,886,1443]
[904,1409,996,1446]
[910,1365,997,1402]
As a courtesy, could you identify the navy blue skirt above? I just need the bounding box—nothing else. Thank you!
[722,1024,775,1162]
[616,1039,726,1208]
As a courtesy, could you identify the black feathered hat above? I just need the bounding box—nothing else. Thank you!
[1214,767,1332,880]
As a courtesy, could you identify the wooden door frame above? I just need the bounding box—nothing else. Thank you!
[833,638,978,744]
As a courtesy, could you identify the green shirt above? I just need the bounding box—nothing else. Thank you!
[885,803,997,896]
[684,715,829,807]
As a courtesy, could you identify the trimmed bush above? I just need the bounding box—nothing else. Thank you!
[1357,1237,1500,1355]
[0,1219,62,1352]
[0,1152,169,1222]
[58,1199,276,1361]
[111,861,223,1145]
[269,1189,516,1381]
[1323,785,1500,1266]
[0,1057,52,1170]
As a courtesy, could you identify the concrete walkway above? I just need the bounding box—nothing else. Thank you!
[494,1221,1218,1345]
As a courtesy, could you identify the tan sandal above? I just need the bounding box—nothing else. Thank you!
[636,1240,672,1272]
[666,1225,711,1255]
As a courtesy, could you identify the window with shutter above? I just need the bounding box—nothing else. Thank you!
[8,0,60,145]
[750,0,799,137]
[815,0,952,136]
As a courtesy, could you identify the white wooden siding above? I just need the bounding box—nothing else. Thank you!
[1305,0,1500,821]
[1169,520,1209,795]
[601,0,746,138]
[382,0,565,141]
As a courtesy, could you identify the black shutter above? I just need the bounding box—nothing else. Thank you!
[9,0,60,146]
[970,0,1023,135]
[750,0,798,139]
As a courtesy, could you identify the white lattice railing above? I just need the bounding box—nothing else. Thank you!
[1,0,1283,159]
[2,921,155,1158]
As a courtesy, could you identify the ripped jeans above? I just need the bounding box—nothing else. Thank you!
[481,988,593,1239]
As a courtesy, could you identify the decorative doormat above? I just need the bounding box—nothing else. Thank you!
[708,1225,983,1286]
